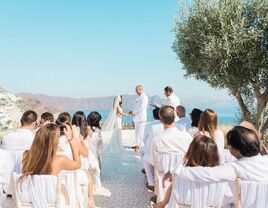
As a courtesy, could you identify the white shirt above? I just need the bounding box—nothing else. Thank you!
[175,117,191,132]
[0,149,13,190]
[153,127,192,154]
[134,93,149,123]
[198,130,225,153]
[1,128,35,151]
[164,93,180,109]
[171,154,268,182]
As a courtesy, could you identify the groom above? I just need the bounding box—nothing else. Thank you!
[130,85,149,151]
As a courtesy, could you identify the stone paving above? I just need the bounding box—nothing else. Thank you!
[95,149,153,208]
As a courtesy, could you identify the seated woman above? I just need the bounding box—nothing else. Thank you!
[56,113,96,208]
[21,123,82,207]
[87,112,103,187]
[154,134,220,208]
[196,109,225,152]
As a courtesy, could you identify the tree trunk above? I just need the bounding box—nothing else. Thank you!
[254,84,268,138]
[235,92,251,121]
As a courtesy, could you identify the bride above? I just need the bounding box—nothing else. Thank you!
[102,95,131,153]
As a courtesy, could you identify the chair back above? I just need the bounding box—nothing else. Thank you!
[153,151,184,202]
[236,178,268,208]
[172,175,230,208]
[13,173,62,208]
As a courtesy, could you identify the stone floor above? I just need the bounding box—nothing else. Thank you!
[95,148,153,208]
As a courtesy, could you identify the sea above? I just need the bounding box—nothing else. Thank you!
[70,106,239,126]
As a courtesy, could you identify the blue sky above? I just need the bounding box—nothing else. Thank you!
[0,0,232,100]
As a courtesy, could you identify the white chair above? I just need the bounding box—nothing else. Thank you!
[13,173,64,208]
[153,151,184,202]
[170,175,231,208]
[236,178,268,208]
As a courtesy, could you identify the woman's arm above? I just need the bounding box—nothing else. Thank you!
[117,106,130,116]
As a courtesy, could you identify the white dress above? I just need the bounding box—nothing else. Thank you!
[105,106,123,154]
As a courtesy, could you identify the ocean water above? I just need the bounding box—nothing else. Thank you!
[71,106,238,126]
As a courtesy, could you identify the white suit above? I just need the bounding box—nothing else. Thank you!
[163,93,180,120]
[133,93,149,146]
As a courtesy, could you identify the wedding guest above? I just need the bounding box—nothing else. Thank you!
[240,120,267,155]
[187,108,203,137]
[40,112,54,126]
[2,110,37,151]
[21,124,82,207]
[163,86,180,121]
[87,111,103,164]
[130,85,149,151]
[87,111,103,189]
[142,107,164,191]
[175,105,191,131]
[196,109,225,152]
[154,135,220,208]
[153,106,192,154]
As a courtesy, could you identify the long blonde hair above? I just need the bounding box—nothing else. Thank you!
[198,109,218,140]
[22,124,60,177]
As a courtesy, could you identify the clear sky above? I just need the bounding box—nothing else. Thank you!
[0,0,231,100]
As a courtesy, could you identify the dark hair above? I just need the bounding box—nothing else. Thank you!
[184,135,220,167]
[164,86,173,93]
[21,110,38,126]
[56,114,72,136]
[57,112,72,123]
[190,108,203,127]
[153,108,160,120]
[87,111,102,130]
[159,106,175,125]
[227,126,260,157]
[41,112,54,123]
[72,111,88,139]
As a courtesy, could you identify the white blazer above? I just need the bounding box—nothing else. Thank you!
[134,93,149,123]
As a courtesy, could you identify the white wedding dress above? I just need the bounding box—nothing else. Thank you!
[102,96,124,154]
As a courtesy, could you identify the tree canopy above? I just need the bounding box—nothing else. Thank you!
[173,0,268,136]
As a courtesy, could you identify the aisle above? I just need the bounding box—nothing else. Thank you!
[95,149,153,208]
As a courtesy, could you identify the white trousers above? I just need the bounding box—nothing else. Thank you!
[134,121,146,147]
[143,158,155,186]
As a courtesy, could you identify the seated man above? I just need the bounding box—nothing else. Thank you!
[175,105,191,132]
[153,106,192,154]
[1,110,37,151]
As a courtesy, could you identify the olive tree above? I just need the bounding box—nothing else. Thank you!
[173,0,268,137]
